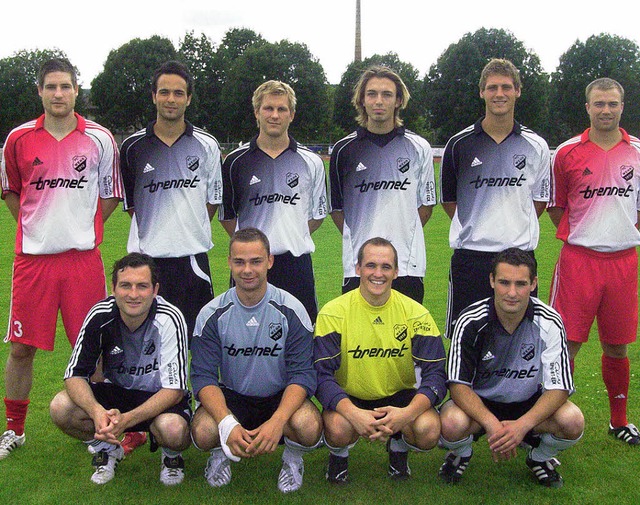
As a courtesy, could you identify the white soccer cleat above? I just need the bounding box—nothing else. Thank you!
[160,454,185,485]
[205,449,231,487]
[90,445,124,484]
[277,456,304,493]
[0,430,26,460]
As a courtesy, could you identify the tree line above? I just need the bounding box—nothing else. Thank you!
[1,27,639,147]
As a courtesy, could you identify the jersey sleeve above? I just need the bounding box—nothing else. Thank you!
[120,135,137,211]
[531,138,551,203]
[439,136,458,204]
[549,145,569,209]
[313,311,348,411]
[446,312,480,386]
[190,313,223,399]
[94,127,123,200]
[64,310,104,380]
[310,153,328,220]
[1,129,24,197]
[411,313,447,406]
[328,145,344,213]
[205,137,223,206]
[284,311,317,397]
[219,153,238,221]
[413,136,437,207]
[158,304,189,390]
[537,306,575,393]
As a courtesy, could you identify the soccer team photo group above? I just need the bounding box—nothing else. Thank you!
[0,51,638,504]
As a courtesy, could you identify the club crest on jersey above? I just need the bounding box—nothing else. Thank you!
[269,323,283,341]
[186,156,200,172]
[286,172,299,188]
[73,156,87,172]
[621,165,634,182]
[513,155,526,170]
[521,343,535,361]
[397,158,410,173]
[394,324,408,342]
[143,340,156,356]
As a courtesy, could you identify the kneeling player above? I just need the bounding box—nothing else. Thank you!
[190,228,322,493]
[439,248,584,488]
[49,253,191,485]
[314,237,446,482]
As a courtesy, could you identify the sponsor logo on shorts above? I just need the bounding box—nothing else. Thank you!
[269,323,283,341]
[397,158,410,173]
[73,156,87,172]
[347,344,409,359]
[186,156,200,172]
[520,343,535,361]
[394,324,408,341]
[513,154,526,170]
[621,165,634,181]
[286,172,299,188]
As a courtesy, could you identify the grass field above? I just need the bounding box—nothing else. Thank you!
[0,180,639,504]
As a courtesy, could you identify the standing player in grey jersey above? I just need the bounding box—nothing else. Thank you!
[440,58,550,338]
[438,248,583,488]
[329,66,436,303]
[190,228,322,493]
[49,253,191,485]
[219,80,326,322]
[120,60,222,339]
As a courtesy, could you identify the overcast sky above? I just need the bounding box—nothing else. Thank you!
[2,1,639,87]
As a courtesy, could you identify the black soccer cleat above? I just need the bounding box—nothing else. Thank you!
[525,454,563,488]
[438,452,471,484]
[325,453,349,484]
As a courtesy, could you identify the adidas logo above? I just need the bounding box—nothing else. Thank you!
[246,317,259,327]
[356,162,367,172]
[250,175,261,185]
[614,393,627,399]
[373,316,384,325]
[582,167,592,176]
[110,346,124,355]
[471,157,483,167]
[32,157,43,166]
[143,163,155,173]
[482,351,495,361]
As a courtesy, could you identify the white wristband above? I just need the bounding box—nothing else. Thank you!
[218,414,241,462]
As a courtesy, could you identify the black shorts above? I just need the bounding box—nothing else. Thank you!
[473,391,542,445]
[342,276,424,304]
[268,252,318,323]
[154,253,214,338]
[90,382,192,432]
[222,387,284,431]
[446,249,537,338]
[348,389,416,410]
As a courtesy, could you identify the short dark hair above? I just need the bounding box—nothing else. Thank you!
[357,237,398,269]
[229,228,271,256]
[491,248,537,282]
[111,253,159,287]
[585,77,625,103]
[151,60,193,96]
[38,58,77,88]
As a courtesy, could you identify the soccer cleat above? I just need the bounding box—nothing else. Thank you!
[160,454,185,485]
[277,456,304,493]
[609,423,640,446]
[91,445,125,484]
[121,431,147,455]
[205,449,231,487]
[387,448,411,481]
[526,454,563,488]
[0,430,26,460]
[438,452,472,484]
[325,453,349,484]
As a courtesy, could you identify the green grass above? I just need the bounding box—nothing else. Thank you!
[0,174,639,504]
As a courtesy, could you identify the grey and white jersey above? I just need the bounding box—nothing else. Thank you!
[447,297,573,403]
[191,284,316,399]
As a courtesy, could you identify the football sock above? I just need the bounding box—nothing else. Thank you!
[530,432,582,461]
[4,397,29,436]
[85,439,119,454]
[161,447,181,459]
[389,436,410,453]
[439,434,473,458]
[602,355,629,427]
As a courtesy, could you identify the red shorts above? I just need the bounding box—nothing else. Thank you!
[550,243,638,345]
[6,248,107,351]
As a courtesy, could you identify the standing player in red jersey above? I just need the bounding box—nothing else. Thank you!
[549,77,640,446]
[0,58,123,460]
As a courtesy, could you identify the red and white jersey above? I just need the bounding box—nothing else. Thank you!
[1,113,123,255]
[550,128,640,252]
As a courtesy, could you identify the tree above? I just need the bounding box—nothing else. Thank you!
[178,31,220,131]
[424,28,549,144]
[217,40,329,143]
[550,33,640,145]
[333,53,426,138]
[90,36,177,132]
[0,48,78,141]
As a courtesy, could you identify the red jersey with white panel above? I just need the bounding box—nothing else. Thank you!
[1,113,122,255]
[550,128,640,252]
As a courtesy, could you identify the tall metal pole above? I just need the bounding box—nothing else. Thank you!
[355,0,362,62]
